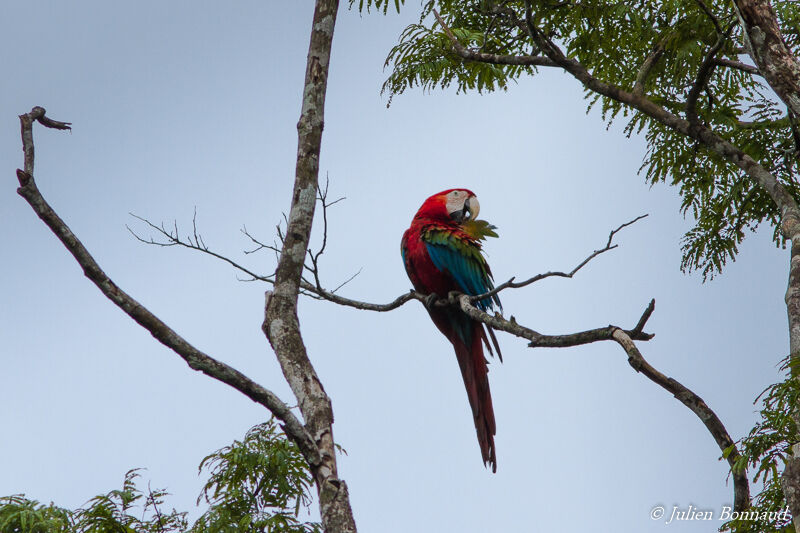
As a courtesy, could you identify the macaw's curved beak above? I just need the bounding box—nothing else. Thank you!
[465,196,480,221]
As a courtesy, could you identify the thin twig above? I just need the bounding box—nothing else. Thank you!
[127,214,274,283]
[712,57,760,75]
[146,482,166,533]
[468,214,648,304]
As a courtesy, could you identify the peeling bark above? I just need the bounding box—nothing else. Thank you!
[262,1,356,532]
[735,0,800,117]
[733,1,800,526]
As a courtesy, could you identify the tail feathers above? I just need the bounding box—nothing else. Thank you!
[453,321,498,473]
[428,309,501,472]
[484,325,503,362]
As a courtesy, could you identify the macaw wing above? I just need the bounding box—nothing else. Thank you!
[423,230,501,312]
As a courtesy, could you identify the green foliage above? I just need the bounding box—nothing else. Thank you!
[0,470,188,533]
[367,0,800,279]
[381,5,530,100]
[0,419,319,533]
[721,357,800,532]
[349,0,403,14]
[0,496,71,532]
[193,421,319,533]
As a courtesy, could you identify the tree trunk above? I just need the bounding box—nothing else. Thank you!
[734,1,800,528]
[262,1,357,532]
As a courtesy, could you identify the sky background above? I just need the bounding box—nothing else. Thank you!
[0,2,790,531]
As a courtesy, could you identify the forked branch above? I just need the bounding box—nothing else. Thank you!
[470,214,648,304]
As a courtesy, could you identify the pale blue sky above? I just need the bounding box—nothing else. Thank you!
[0,2,789,531]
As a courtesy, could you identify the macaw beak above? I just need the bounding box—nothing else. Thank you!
[465,196,480,221]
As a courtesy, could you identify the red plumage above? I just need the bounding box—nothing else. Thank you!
[401,189,501,472]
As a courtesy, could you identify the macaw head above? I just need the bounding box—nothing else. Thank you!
[415,188,480,223]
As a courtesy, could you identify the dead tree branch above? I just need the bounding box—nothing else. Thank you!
[611,329,750,512]
[457,293,747,510]
[261,0,358,531]
[15,107,320,469]
[470,214,648,304]
[712,57,761,75]
[127,213,274,284]
[131,206,647,317]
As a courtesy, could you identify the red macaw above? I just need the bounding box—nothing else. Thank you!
[401,189,502,472]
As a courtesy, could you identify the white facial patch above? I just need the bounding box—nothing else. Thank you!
[446,190,468,218]
[445,190,480,221]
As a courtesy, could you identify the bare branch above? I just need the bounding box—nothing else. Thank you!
[736,116,790,129]
[457,289,748,509]
[330,268,362,294]
[19,106,71,178]
[451,293,654,346]
[306,175,348,292]
[15,109,319,468]
[127,214,275,283]
[242,226,282,256]
[144,209,646,321]
[612,329,750,511]
[630,298,656,337]
[712,57,761,75]
[303,283,419,311]
[469,214,648,304]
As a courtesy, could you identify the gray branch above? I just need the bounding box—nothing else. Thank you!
[15,107,320,469]
[470,214,648,304]
[712,57,761,75]
[610,329,750,512]
[733,1,800,526]
[261,0,358,531]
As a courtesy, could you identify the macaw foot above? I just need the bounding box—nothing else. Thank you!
[447,290,463,304]
[423,292,439,310]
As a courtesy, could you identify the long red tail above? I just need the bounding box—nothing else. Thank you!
[452,321,497,472]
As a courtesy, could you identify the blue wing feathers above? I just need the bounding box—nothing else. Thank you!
[425,242,501,312]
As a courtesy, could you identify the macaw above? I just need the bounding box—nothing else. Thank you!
[401,189,502,472]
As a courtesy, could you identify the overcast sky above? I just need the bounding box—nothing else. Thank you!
[0,2,791,532]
